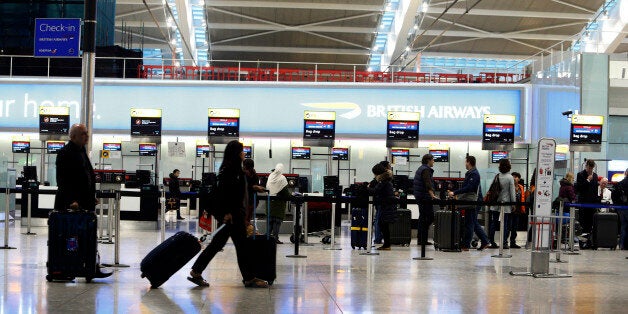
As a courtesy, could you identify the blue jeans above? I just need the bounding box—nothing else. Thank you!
[463,207,489,247]
[373,207,383,243]
[620,210,628,250]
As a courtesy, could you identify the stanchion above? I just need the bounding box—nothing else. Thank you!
[159,185,166,243]
[360,199,379,256]
[300,201,313,246]
[324,201,341,251]
[510,214,571,278]
[101,197,114,244]
[563,207,580,255]
[97,196,104,240]
[22,186,36,235]
[1,187,16,250]
[551,201,568,263]
[412,202,432,261]
[492,205,511,259]
[102,190,129,268]
[287,197,307,258]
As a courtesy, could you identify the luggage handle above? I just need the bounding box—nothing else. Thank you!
[252,190,271,240]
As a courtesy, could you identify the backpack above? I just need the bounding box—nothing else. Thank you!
[484,174,501,203]
[611,184,627,205]
[552,196,567,210]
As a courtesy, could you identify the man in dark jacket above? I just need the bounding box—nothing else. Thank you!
[53,123,112,278]
[413,154,437,246]
[54,124,97,211]
[448,156,490,250]
[575,159,599,233]
[168,169,185,220]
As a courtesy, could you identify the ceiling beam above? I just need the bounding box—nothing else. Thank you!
[117,5,163,19]
[211,45,369,55]
[205,1,382,11]
[114,27,168,44]
[116,21,376,34]
[419,30,573,41]
[426,7,593,20]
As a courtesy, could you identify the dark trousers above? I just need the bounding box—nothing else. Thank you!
[506,214,520,244]
[418,203,434,244]
[373,209,383,243]
[268,216,283,239]
[488,210,512,244]
[191,221,255,282]
[620,210,628,250]
[379,219,390,247]
[463,207,489,247]
[579,207,595,234]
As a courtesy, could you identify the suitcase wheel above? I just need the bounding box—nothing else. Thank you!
[351,245,355,249]
[46,275,52,282]
[141,273,146,278]
[86,277,92,283]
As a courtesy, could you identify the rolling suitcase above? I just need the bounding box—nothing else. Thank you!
[140,231,203,288]
[591,212,618,250]
[250,192,277,285]
[433,208,462,251]
[47,210,99,282]
[389,209,412,246]
[351,207,368,249]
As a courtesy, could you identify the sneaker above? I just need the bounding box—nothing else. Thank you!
[376,246,391,251]
[488,244,499,249]
[244,278,269,288]
[477,243,490,251]
[510,243,521,249]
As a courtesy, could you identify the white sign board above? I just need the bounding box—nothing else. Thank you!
[533,138,556,248]
[167,142,186,158]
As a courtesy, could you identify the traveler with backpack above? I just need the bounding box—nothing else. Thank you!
[486,159,516,249]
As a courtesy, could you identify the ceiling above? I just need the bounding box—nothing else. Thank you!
[114,0,627,70]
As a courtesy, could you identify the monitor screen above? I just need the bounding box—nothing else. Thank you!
[139,143,157,156]
[429,149,449,162]
[291,147,311,160]
[131,117,161,136]
[303,120,335,140]
[46,141,65,154]
[196,145,210,157]
[332,147,349,160]
[491,151,508,163]
[387,120,419,140]
[243,146,252,159]
[483,123,514,144]
[39,114,70,134]
[12,141,30,153]
[555,152,567,161]
[103,143,122,151]
[570,124,602,145]
[208,117,240,137]
[391,148,409,161]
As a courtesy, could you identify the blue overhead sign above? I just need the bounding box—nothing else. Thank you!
[34,18,81,57]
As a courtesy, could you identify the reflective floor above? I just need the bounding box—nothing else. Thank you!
[1,218,627,313]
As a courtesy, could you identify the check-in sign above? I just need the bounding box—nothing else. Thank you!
[34,18,81,57]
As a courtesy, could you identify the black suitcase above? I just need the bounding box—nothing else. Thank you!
[591,212,618,249]
[433,209,462,251]
[140,231,202,288]
[389,209,412,246]
[250,193,277,285]
[351,207,368,249]
[47,210,99,282]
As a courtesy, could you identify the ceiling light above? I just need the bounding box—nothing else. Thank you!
[171,39,177,45]
[413,25,418,30]
[421,1,429,13]
[405,46,411,52]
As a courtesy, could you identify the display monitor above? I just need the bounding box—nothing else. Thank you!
[208,109,240,143]
[138,143,158,156]
[429,149,449,162]
[39,106,70,135]
[196,144,210,157]
[12,141,30,153]
[386,111,420,148]
[491,151,508,163]
[46,141,65,154]
[291,147,311,160]
[332,147,349,160]
[103,143,122,151]
[555,152,567,161]
[570,115,603,147]
[130,108,162,136]
[391,148,410,161]
[483,114,515,148]
[243,145,252,159]
[303,111,335,147]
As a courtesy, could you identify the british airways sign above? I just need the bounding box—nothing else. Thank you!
[34,18,81,58]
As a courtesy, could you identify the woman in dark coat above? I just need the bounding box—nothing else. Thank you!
[372,164,397,250]
[188,140,268,288]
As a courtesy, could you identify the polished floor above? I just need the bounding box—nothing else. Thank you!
[1,217,627,313]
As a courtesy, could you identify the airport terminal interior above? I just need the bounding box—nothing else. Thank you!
[1,0,628,313]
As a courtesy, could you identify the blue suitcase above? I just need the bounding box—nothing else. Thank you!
[351,207,368,249]
[46,210,99,282]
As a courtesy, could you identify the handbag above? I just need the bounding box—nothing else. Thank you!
[199,210,212,232]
